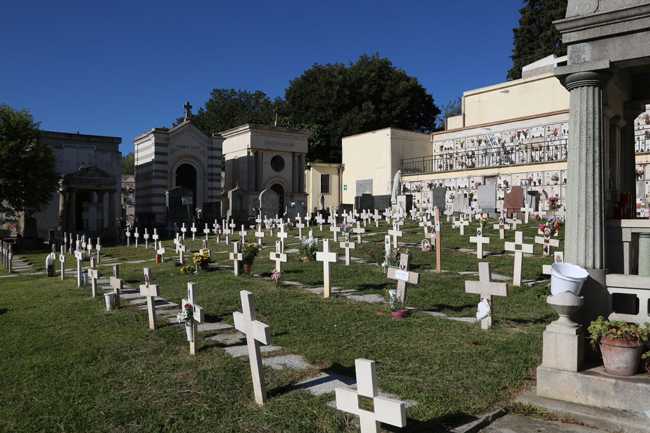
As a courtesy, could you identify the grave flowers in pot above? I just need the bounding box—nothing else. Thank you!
[192,249,212,273]
[177,303,194,342]
[387,289,409,319]
[241,243,261,273]
[299,236,319,262]
[588,317,650,376]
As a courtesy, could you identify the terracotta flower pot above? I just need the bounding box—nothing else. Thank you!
[302,258,310,263]
[600,337,644,376]
[391,310,409,319]
[242,261,252,274]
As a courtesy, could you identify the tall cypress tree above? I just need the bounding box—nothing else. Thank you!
[507,0,568,80]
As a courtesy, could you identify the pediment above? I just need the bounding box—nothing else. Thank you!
[62,166,117,188]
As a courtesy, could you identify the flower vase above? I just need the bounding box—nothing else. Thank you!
[185,322,194,342]
[242,260,252,274]
[195,264,199,274]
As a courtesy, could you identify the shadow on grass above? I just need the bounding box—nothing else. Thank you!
[358,283,389,292]
[506,314,555,325]
[428,303,474,313]
[386,411,485,433]
[0,308,7,315]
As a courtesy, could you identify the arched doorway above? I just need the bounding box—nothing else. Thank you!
[270,183,284,216]
[176,164,197,205]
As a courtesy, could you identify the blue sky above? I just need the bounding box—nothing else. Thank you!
[1,0,523,155]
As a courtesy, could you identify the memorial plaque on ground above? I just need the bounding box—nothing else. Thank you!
[477,185,497,215]
[431,187,446,210]
[503,186,524,217]
[259,189,279,220]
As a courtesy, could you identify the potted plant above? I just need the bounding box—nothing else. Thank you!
[180,264,195,275]
[588,317,650,376]
[241,242,261,273]
[299,236,319,262]
[642,351,650,373]
[387,290,409,319]
[192,249,212,273]
[177,303,195,342]
[551,174,560,185]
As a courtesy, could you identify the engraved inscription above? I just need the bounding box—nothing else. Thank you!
[358,395,375,412]
[265,140,295,148]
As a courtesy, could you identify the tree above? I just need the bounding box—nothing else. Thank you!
[507,0,568,81]
[285,54,440,162]
[436,97,463,130]
[177,89,281,134]
[0,104,60,217]
[121,152,134,175]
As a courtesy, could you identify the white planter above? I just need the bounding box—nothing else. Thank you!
[104,292,115,311]
[550,263,589,296]
[185,322,194,342]
[82,273,89,287]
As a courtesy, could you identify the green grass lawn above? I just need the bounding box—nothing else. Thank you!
[0,218,559,432]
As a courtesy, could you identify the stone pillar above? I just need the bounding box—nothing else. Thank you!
[255,151,262,192]
[97,191,106,232]
[108,191,116,237]
[561,70,611,270]
[68,189,76,233]
[638,233,650,276]
[292,154,298,193]
[59,190,67,232]
[298,154,304,193]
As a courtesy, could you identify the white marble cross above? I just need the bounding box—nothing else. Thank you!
[134,228,140,248]
[203,223,210,241]
[335,359,406,433]
[181,223,187,240]
[454,215,469,236]
[75,250,84,288]
[535,229,560,256]
[125,228,132,246]
[230,242,243,276]
[190,223,198,241]
[388,223,403,248]
[492,218,511,240]
[175,238,187,265]
[88,257,100,298]
[59,246,66,281]
[223,226,231,244]
[373,210,381,227]
[233,290,271,405]
[110,264,123,308]
[255,226,265,245]
[157,241,166,263]
[329,220,341,242]
[352,222,366,244]
[140,268,160,330]
[296,218,305,239]
[339,239,356,266]
[465,262,509,330]
[238,225,247,244]
[183,282,204,355]
[387,254,420,303]
[504,231,534,286]
[506,217,522,230]
[316,239,338,298]
[270,241,287,272]
[444,207,454,222]
[277,224,288,252]
[469,228,490,259]
[143,228,150,249]
[316,215,325,231]
[152,229,159,245]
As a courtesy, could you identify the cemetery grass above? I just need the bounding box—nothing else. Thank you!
[1,221,557,432]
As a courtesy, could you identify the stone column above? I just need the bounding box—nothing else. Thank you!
[299,154,305,193]
[68,189,76,233]
[292,154,298,193]
[97,191,106,232]
[562,70,611,270]
[108,191,116,237]
[255,151,263,192]
[58,190,67,232]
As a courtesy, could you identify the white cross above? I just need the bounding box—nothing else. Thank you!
[373,210,381,227]
[175,238,187,265]
[59,246,66,281]
[152,229,159,245]
[239,225,247,244]
[388,223,402,248]
[157,242,166,263]
[88,257,100,298]
[387,253,420,303]
[329,220,341,242]
[183,282,204,355]
[535,229,560,257]
[181,223,187,240]
[255,226,265,245]
[269,241,287,272]
[230,242,243,276]
[233,290,271,405]
[223,226,231,244]
[75,250,84,288]
[140,268,160,331]
[110,264,123,308]
[335,359,406,433]
[125,228,131,246]
[191,223,198,241]
[504,231,534,286]
[492,219,511,240]
[316,239,338,298]
[229,220,237,232]
[339,240,356,266]
[520,203,533,224]
[454,216,469,236]
[465,262,509,330]
[444,208,454,222]
[506,217,522,230]
[352,222,366,244]
[277,224,288,251]
[134,228,140,248]
[469,228,490,259]
[316,215,325,231]
[204,223,211,241]
[143,228,150,249]
[296,219,305,239]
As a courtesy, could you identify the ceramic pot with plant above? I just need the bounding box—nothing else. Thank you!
[588,317,650,376]
[241,242,261,274]
[388,290,409,319]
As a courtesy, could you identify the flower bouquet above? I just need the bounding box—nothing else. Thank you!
[192,249,212,272]
[177,303,194,341]
[299,236,320,262]
[180,264,195,275]
[271,269,281,287]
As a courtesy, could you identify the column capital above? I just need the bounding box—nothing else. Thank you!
[563,70,611,91]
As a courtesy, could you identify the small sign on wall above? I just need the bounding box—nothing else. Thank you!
[343,185,348,191]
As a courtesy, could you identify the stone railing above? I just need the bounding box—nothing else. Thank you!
[606,274,650,328]
[401,140,568,175]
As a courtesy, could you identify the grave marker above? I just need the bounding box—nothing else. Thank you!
[277,224,288,252]
[143,228,150,249]
[335,359,406,433]
[339,240,356,266]
[183,282,204,355]
[352,222,366,244]
[75,250,84,287]
[329,219,341,242]
[230,242,243,276]
[535,228,560,257]
[181,223,187,240]
[316,239,337,298]
[233,290,272,405]
[269,241,287,272]
[157,241,166,263]
[435,208,442,273]
[388,223,402,248]
[134,228,140,248]
[109,264,123,308]
[504,231,534,286]
[140,268,160,330]
[469,228,490,259]
[465,262,509,330]
[88,257,100,298]
[492,218,511,240]
[387,253,420,304]
[520,203,533,224]
[59,246,66,280]
[191,223,198,241]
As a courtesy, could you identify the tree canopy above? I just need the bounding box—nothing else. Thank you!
[0,104,60,217]
[507,0,568,81]
[177,89,282,134]
[121,152,134,175]
[436,97,463,130]
[285,54,440,162]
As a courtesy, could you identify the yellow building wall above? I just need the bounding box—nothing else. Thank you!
[305,164,342,213]
[463,73,569,127]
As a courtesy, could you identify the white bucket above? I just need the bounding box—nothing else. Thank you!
[550,263,589,296]
[104,292,115,311]
[388,289,397,308]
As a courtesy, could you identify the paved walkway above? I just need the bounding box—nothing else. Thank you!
[479,414,607,433]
